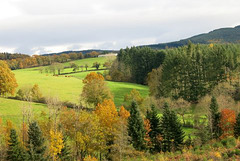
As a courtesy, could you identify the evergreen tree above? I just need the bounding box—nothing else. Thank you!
[234,113,240,138]
[146,105,162,153]
[6,129,26,161]
[128,101,145,150]
[26,121,47,161]
[209,96,222,139]
[160,103,185,152]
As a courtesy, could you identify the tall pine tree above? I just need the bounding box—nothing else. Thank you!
[234,113,240,138]
[128,101,145,151]
[26,121,47,161]
[146,105,162,153]
[209,96,222,139]
[160,103,185,152]
[6,129,26,161]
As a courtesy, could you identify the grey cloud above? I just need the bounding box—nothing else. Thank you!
[0,0,239,55]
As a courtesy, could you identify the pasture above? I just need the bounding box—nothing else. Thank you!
[0,97,47,126]
[13,57,149,106]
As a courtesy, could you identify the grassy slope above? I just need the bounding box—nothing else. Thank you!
[0,97,47,126]
[63,57,108,73]
[13,57,149,106]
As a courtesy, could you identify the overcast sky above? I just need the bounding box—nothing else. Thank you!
[0,0,239,55]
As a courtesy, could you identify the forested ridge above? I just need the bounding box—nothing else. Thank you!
[142,25,240,49]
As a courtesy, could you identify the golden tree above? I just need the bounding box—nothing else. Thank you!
[0,60,18,96]
[81,72,113,106]
[49,130,64,160]
[95,99,118,134]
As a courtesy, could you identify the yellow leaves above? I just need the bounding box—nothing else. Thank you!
[0,60,18,96]
[119,106,130,119]
[95,99,118,132]
[209,43,214,48]
[5,120,14,145]
[84,155,98,161]
[76,111,106,153]
[214,152,221,158]
[49,130,64,159]
[81,72,113,106]
[124,89,144,105]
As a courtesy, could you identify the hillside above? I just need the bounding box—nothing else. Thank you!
[42,49,119,56]
[143,25,240,49]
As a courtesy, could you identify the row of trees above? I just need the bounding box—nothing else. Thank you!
[0,53,29,60]
[5,51,100,70]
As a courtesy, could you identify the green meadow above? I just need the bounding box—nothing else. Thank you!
[0,57,149,126]
[13,57,149,107]
[0,97,47,126]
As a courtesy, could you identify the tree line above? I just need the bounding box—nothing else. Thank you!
[5,51,100,70]
[109,43,240,103]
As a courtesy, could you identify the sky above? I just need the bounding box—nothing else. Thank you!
[0,0,239,55]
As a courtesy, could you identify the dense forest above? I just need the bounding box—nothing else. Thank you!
[108,43,240,102]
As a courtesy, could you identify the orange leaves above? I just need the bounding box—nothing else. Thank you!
[144,119,152,146]
[82,72,104,84]
[119,106,130,119]
[220,108,236,138]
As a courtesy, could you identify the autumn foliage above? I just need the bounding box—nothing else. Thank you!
[220,108,236,138]
[49,130,64,160]
[0,60,18,96]
[95,99,118,133]
[81,72,113,106]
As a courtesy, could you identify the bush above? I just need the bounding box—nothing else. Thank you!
[235,149,240,155]
[212,142,223,149]
[221,137,237,148]
[62,101,77,108]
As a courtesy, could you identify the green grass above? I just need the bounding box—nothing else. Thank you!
[0,97,47,127]
[13,57,149,107]
[63,57,110,73]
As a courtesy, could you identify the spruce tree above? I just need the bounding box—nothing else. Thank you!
[128,101,145,151]
[160,103,185,152]
[26,121,47,161]
[146,105,162,153]
[234,113,240,138]
[209,96,222,139]
[6,129,26,161]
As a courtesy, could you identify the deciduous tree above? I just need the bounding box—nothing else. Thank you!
[220,108,236,138]
[81,72,113,106]
[0,60,18,96]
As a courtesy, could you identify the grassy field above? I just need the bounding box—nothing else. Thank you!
[62,57,110,73]
[13,57,149,106]
[0,97,47,126]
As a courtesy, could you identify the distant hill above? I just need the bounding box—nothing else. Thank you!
[42,49,118,56]
[142,25,240,49]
